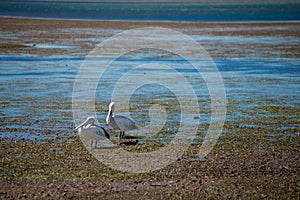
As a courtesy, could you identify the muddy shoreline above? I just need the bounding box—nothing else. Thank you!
[1,17,300,58]
[0,17,299,199]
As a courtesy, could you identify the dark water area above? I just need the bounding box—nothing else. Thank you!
[1,2,300,21]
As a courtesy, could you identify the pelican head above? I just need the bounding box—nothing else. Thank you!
[75,116,96,131]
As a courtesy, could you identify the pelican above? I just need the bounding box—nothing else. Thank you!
[106,102,138,139]
[75,116,110,148]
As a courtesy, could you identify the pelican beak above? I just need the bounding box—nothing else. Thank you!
[74,117,91,132]
[74,122,85,131]
[74,126,80,131]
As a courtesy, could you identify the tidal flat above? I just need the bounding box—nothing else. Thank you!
[0,18,299,199]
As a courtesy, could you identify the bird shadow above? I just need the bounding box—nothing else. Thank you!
[122,135,145,139]
[119,140,139,146]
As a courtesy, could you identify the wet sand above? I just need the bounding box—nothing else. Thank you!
[1,17,300,58]
[0,17,299,199]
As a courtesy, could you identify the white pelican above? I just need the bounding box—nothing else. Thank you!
[75,116,110,148]
[106,102,138,139]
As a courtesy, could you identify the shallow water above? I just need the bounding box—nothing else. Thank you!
[0,23,299,144]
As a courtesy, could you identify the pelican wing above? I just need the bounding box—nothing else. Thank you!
[82,124,110,139]
[94,125,110,139]
[114,115,138,131]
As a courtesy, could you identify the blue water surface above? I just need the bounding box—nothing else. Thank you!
[0,2,300,21]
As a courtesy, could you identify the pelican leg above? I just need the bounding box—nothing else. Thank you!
[119,131,125,139]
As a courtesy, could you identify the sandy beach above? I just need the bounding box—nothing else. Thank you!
[0,17,299,199]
